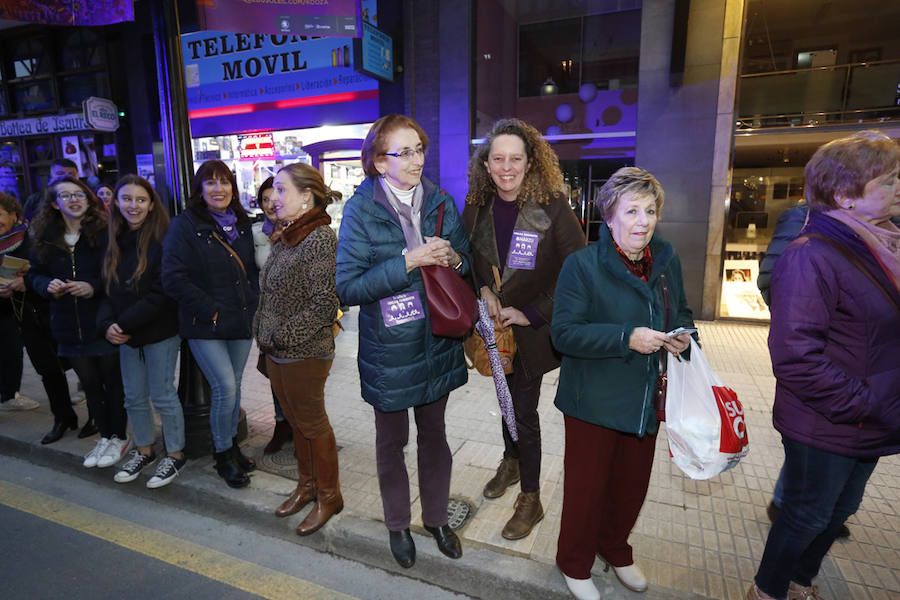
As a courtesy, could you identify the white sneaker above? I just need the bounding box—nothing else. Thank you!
[83,437,110,468]
[0,392,40,411]
[96,436,133,468]
[612,563,647,593]
[563,574,601,600]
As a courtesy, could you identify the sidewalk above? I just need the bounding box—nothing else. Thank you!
[2,315,898,600]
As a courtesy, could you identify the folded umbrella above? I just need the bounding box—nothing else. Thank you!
[474,298,518,441]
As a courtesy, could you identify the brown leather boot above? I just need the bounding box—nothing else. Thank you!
[483,457,520,499]
[275,436,316,517]
[501,491,543,540]
[296,430,343,536]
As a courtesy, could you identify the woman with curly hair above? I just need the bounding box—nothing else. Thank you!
[463,118,585,540]
[26,176,130,467]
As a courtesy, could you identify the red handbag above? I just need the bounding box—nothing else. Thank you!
[420,203,478,338]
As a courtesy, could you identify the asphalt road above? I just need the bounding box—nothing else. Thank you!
[0,455,471,600]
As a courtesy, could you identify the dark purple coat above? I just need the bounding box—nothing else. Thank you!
[769,212,900,458]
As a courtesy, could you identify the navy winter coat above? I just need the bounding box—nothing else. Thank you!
[552,224,695,437]
[336,177,469,412]
[97,227,178,347]
[162,207,258,340]
[769,211,900,458]
[26,229,108,346]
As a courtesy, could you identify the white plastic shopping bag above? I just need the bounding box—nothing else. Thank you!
[665,339,749,480]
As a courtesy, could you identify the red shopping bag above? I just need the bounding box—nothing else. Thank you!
[665,340,749,480]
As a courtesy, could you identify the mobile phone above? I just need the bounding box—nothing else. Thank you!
[666,327,697,337]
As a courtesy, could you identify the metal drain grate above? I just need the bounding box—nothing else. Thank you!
[447,497,473,530]
[256,444,344,480]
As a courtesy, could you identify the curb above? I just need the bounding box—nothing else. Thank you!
[0,432,700,600]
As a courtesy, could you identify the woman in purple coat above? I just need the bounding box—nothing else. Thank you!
[747,132,900,600]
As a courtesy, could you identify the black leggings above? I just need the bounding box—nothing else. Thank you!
[68,353,126,439]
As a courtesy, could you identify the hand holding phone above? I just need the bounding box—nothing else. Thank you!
[666,327,697,337]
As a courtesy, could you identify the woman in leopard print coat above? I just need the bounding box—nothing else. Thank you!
[252,162,342,537]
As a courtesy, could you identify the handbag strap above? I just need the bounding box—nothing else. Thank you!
[492,265,502,293]
[658,273,670,374]
[803,233,900,315]
[211,230,247,278]
[434,202,445,236]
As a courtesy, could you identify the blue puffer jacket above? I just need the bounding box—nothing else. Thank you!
[162,207,259,340]
[336,177,470,412]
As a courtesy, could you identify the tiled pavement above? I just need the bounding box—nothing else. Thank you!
[6,315,900,599]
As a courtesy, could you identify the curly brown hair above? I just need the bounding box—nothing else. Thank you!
[466,118,565,207]
[29,176,108,262]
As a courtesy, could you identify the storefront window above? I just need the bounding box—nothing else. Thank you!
[11,80,54,113]
[58,30,105,71]
[0,141,25,203]
[720,169,805,320]
[60,73,109,109]
[10,38,50,78]
[519,18,582,97]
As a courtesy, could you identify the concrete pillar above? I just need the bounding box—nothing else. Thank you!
[636,0,744,319]
[405,0,471,211]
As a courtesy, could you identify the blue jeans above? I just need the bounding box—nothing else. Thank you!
[120,336,184,454]
[773,464,786,506]
[755,437,877,598]
[188,338,252,453]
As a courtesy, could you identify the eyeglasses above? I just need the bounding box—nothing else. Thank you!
[57,191,87,202]
[383,147,426,161]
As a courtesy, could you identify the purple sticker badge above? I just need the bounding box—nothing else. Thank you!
[380,291,425,327]
[507,230,539,270]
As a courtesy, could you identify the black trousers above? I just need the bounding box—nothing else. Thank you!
[501,355,544,493]
[0,311,23,401]
[17,304,77,424]
[67,353,126,439]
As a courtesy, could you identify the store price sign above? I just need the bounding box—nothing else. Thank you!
[237,133,275,159]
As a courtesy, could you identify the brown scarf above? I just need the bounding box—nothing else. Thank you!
[271,206,332,247]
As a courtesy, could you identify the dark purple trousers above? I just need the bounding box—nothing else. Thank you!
[374,395,451,531]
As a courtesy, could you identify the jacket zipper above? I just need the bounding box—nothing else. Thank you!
[637,295,654,436]
[69,245,84,343]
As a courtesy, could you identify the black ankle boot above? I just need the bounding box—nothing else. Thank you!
[42,418,78,445]
[389,528,415,568]
[232,437,256,472]
[214,449,250,488]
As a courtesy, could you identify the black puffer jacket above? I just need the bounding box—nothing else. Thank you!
[26,228,108,345]
[97,227,178,347]
[162,206,258,340]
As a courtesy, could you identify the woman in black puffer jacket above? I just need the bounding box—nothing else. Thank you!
[98,175,185,489]
[162,160,259,488]
[26,176,129,469]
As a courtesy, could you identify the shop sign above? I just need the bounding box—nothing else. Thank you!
[82,97,120,132]
[182,30,378,118]
[354,22,393,82]
[0,0,133,25]
[237,133,275,159]
[196,0,358,38]
[0,114,88,138]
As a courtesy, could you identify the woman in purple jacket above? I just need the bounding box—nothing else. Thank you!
[747,132,900,600]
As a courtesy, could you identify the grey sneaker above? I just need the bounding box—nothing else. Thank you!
[114,449,157,483]
[0,393,40,411]
[147,456,187,489]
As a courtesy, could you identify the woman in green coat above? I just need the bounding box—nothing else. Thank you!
[551,167,695,599]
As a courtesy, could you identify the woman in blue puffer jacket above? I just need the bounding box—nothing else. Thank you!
[162,160,259,489]
[336,114,469,569]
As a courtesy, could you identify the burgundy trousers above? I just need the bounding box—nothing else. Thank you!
[374,395,451,531]
[556,414,657,578]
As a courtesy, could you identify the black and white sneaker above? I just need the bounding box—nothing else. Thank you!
[146,456,187,489]
[114,449,156,483]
